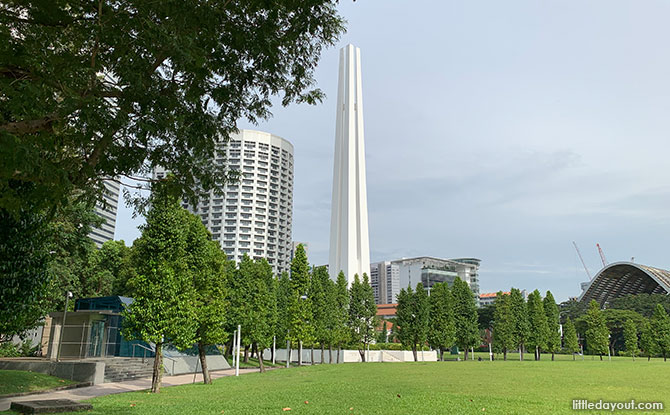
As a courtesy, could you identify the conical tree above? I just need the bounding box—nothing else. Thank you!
[334,271,349,363]
[428,282,455,361]
[585,300,609,360]
[640,319,657,361]
[543,291,561,361]
[288,244,313,365]
[527,290,549,360]
[562,317,579,360]
[651,304,670,361]
[623,318,638,361]
[348,273,377,361]
[493,291,514,360]
[452,277,479,361]
[509,288,530,361]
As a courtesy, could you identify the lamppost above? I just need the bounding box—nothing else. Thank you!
[56,291,73,362]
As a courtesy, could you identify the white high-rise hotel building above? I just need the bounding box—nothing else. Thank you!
[156,129,294,275]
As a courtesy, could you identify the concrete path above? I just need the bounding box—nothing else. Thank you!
[0,368,265,411]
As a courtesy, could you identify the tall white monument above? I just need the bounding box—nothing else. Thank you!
[328,44,371,285]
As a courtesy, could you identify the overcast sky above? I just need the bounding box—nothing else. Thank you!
[116,0,670,302]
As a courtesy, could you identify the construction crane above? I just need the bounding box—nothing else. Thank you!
[596,243,608,268]
[573,241,591,279]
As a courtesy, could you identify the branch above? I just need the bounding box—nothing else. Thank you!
[0,114,59,134]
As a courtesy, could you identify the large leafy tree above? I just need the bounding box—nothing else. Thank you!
[427,282,454,361]
[310,266,333,363]
[121,181,197,393]
[0,1,346,214]
[509,288,530,361]
[543,291,561,361]
[452,277,479,361]
[651,304,670,361]
[584,300,609,360]
[562,317,580,360]
[526,290,549,361]
[493,292,514,360]
[89,240,135,297]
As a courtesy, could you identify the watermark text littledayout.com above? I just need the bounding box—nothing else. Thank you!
[573,399,663,412]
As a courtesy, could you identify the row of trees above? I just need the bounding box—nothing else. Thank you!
[394,279,479,361]
[119,179,378,393]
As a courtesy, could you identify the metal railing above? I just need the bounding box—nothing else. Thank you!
[131,343,176,374]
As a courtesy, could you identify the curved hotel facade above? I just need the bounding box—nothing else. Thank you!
[157,129,294,275]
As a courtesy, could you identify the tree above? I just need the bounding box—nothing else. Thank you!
[427,282,455,361]
[509,288,529,361]
[640,319,657,361]
[309,266,329,363]
[0,207,52,341]
[89,240,135,297]
[623,318,638,361]
[601,309,645,356]
[493,292,514,360]
[288,244,313,364]
[334,271,349,363]
[543,291,561,361]
[452,277,479,361]
[584,300,609,360]
[562,317,579,360]
[121,182,197,393]
[246,258,276,372]
[395,284,429,361]
[526,290,549,361]
[275,271,292,361]
[184,213,230,383]
[610,294,670,318]
[348,274,377,361]
[651,304,670,361]
[1,1,346,215]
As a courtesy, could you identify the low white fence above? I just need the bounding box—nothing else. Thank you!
[262,349,437,364]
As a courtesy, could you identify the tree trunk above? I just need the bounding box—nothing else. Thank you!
[225,338,233,359]
[600,354,603,361]
[257,343,265,373]
[329,344,333,364]
[358,347,366,362]
[321,344,325,364]
[310,345,314,365]
[519,344,524,361]
[251,343,258,360]
[464,347,469,361]
[198,341,211,384]
[244,345,249,363]
[412,345,418,362]
[337,347,341,364]
[551,351,555,361]
[151,342,163,393]
[503,349,507,361]
[298,341,303,366]
[439,348,444,361]
[573,353,575,361]
[648,355,651,362]
[270,344,275,364]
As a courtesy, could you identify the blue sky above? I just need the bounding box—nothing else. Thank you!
[116,0,670,302]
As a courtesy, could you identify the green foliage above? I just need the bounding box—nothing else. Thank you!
[395,284,429,358]
[477,303,495,331]
[558,298,588,324]
[584,300,609,356]
[451,277,479,356]
[509,288,529,358]
[311,266,338,348]
[0,1,346,214]
[427,282,455,358]
[650,304,670,360]
[562,317,580,355]
[543,291,561,356]
[89,240,135,297]
[640,319,657,359]
[0,206,52,340]
[526,290,549,358]
[334,271,350,347]
[348,274,377,354]
[493,292,515,357]
[288,244,313,345]
[275,272,292,345]
[121,182,197,350]
[609,294,670,318]
[622,318,638,359]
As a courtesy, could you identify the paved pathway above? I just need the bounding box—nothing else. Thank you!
[0,368,264,411]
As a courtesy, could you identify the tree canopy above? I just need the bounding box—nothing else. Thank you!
[0,1,346,214]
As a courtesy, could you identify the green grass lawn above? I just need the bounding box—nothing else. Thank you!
[27,356,669,415]
[0,370,76,396]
